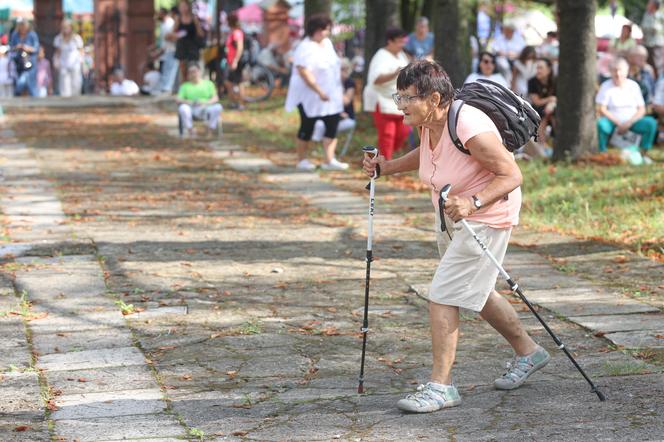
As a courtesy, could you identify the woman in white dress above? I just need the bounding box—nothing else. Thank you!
[285,14,347,171]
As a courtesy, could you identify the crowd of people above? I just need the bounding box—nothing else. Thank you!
[2,1,664,164]
[1,17,93,98]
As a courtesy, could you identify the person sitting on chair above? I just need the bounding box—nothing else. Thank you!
[109,67,139,96]
[312,58,356,150]
[176,63,222,137]
[596,57,656,162]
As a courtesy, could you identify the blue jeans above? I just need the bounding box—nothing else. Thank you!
[159,50,179,93]
[14,69,38,97]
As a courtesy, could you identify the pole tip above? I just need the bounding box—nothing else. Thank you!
[358,384,364,394]
[595,389,606,401]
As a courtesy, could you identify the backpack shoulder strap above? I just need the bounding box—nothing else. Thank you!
[447,99,470,155]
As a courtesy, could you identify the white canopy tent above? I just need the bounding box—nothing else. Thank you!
[595,14,643,40]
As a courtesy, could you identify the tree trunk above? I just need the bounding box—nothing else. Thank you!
[304,0,332,19]
[401,0,418,33]
[364,0,399,81]
[554,0,597,161]
[421,0,434,23]
[433,0,468,87]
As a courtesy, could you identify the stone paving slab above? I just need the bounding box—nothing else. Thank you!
[46,365,158,396]
[0,419,51,442]
[569,313,664,334]
[14,263,107,303]
[51,388,166,420]
[38,346,146,372]
[128,305,188,318]
[32,327,134,355]
[28,311,126,334]
[54,413,186,441]
[604,330,664,349]
[0,243,34,259]
[535,295,658,317]
[0,372,44,414]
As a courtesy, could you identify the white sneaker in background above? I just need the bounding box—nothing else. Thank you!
[296,159,316,171]
[642,155,654,165]
[321,158,349,171]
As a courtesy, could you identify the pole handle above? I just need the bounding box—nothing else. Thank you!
[362,145,379,180]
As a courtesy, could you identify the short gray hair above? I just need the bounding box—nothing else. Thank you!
[610,57,629,71]
[416,17,429,26]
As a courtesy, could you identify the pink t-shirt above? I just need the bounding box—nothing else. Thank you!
[418,105,521,228]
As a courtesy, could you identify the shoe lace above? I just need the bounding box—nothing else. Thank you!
[405,384,445,406]
[502,356,533,381]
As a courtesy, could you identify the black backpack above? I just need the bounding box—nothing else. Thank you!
[447,79,541,154]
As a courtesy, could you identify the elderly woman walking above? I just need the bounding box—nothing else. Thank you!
[54,19,84,97]
[363,60,549,413]
[285,13,347,171]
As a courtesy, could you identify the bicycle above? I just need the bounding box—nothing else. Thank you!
[239,60,274,103]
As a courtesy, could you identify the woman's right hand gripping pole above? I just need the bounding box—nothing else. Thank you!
[362,145,384,179]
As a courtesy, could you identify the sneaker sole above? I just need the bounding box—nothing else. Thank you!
[396,398,461,413]
[494,353,551,390]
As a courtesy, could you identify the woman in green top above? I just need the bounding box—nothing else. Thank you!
[177,64,223,137]
[610,24,637,57]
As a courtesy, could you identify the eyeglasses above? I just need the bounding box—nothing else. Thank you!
[480,58,494,64]
[392,93,425,106]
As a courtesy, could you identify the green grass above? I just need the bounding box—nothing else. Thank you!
[240,320,262,335]
[114,299,135,315]
[223,95,663,259]
[519,158,663,258]
[188,427,205,439]
[602,361,653,376]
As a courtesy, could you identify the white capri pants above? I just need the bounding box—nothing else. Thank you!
[178,103,223,130]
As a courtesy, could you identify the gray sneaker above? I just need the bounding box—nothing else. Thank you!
[396,382,462,413]
[494,346,551,390]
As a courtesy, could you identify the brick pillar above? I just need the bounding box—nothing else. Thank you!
[94,0,154,92]
[33,0,64,61]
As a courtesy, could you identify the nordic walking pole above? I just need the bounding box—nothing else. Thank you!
[358,145,379,394]
[439,184,606,402]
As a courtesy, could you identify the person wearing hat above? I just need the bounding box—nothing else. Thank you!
[9,18,40,97]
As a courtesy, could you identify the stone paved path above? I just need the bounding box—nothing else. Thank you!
[0,101,663,441]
